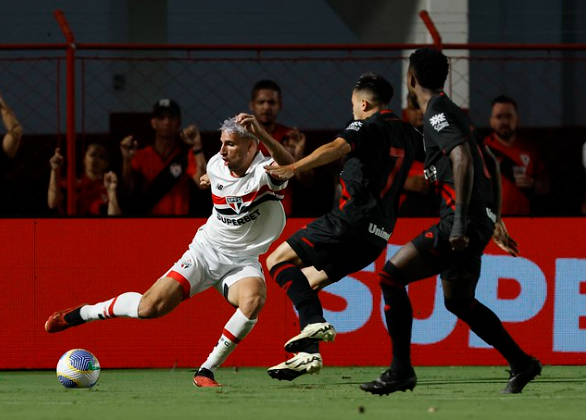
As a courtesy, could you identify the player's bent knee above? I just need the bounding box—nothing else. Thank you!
[444,297,475,318]
[238,293,266,319]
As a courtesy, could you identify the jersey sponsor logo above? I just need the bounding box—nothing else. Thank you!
[170,162,183,178]
[429,113,449,132]
[216,184,224,190]
[216,208,261,226]
[180,258,193,269]
[345,121,363,132]
[368,223,391,241]
[424,165,438,182]
[226,196,244,214]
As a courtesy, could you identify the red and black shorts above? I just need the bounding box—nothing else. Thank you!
[287,213,384,283]
[411,215,494,282]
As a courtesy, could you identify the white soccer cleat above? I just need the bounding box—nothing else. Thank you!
[284,322,337,352]
[267,352,323,381]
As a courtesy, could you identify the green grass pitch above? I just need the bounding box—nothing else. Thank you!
[1,366,585,420]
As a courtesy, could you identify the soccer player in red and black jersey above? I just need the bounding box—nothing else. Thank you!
[264,73,422,380]
[360,47,541,396]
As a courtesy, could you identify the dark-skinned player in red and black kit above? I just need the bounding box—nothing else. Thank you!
[360,47,541,396]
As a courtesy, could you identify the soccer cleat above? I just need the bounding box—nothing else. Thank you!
[267,352,323,381]
[45,304,87,333]
[502,357,542,394]
[193,368,222,387]
[284,322,336,353]
[360,369,417,395]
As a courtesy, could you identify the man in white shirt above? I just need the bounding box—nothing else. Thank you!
[44,114,294,387]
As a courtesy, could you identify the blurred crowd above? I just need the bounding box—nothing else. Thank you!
[0,82,584,217]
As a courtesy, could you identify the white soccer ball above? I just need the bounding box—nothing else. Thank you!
[56,349,101,388]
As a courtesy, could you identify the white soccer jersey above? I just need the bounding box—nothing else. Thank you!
[195,151,288,257]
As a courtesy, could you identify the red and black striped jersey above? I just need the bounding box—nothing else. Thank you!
[335,110,422,247]
[423,93,494,219]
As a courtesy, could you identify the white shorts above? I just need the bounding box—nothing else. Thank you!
[163,234,265,300]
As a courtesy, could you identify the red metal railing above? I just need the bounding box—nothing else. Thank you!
[53,10,77,215]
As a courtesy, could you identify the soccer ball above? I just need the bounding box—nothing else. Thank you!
[56,349,101,388]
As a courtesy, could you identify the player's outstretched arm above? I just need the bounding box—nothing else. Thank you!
[236,113,295,166]
[265,137,351,181]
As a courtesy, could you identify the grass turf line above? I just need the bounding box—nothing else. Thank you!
[1,366,585,420]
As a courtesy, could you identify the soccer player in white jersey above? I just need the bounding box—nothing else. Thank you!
[44,114,295,387]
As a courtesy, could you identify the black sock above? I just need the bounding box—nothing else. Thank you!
[196,367,214,379]
[270,262,325,329]
[445,298,531,372]
[380,264,414,377]
[63,307,84,326]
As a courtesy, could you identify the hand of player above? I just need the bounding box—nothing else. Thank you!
[235,113,267,138]
[493,219,520,257]
[283,128,306,160]
[103,171,118,194]
[199,173,211,188]
[449,235,469,252]
[120,135,138,161]
[180,124,202,150]
[264,163,296,180]
[49,147,64,170]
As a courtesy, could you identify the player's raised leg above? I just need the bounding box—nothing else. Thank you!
[266,242,336,352]
[194,276,265,388]
[44,277,184,333]
[266,244,335,381]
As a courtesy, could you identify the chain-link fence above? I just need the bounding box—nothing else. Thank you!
[0,47,584,216]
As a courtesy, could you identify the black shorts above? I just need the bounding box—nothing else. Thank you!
[411,216,494,282]
[287,213,384,283]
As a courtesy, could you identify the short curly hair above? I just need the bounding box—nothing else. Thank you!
[354,72,394,105]
[409,48,449,90]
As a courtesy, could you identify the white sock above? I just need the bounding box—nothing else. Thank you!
[200,309,257,372]
[80,292,142,321]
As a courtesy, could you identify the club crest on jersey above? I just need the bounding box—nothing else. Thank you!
[170,163,183,178]
[346,121,363,131]
[227,196,244,214]
[180,258,193,269]
[430,113,449,132]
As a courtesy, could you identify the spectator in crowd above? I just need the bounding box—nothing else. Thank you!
[484,95,549,215]
[249,80,312,215]
[0,90,23,159]
[47,142,120,216]
[119,99,207,215]
[0,89,24,214]
[399,94,437,217]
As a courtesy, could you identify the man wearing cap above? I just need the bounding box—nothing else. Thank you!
[119,98,207,215]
